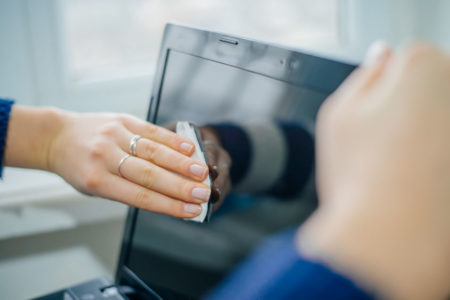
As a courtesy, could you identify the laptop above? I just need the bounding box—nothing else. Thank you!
[37,23,356,300]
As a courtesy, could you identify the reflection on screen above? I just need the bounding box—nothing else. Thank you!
[127,50,328,298]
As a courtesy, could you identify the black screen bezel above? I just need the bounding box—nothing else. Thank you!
[115,23,356,297]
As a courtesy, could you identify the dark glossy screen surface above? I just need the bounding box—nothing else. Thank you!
[126,50,336,299]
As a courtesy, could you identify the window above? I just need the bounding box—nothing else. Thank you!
[62,0,340,84]
[21,0,342,113]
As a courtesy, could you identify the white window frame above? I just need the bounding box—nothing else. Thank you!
[24,0,153,116]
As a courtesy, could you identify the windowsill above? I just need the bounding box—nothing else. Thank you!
[0,167,75,207]
[0,167,128,240]
[68,65,155,86]
[0,168,126,299]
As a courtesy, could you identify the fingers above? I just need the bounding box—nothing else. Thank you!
[113,123,209,181]
[395,43,449,79]
[358,42,393,91]
[329,41,393,105]
[363,40,392,67]
[124,132,209,181]
[134,137,209,181]
[119,115,195,156]
[338,42,392,92]
[113,149,211,204]
[96,173,202,218]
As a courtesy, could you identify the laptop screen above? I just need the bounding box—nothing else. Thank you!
[154,50,326,130]
[121,25,355,299]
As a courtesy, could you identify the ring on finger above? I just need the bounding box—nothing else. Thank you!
[118,154,131,177]
[129,134,142,156]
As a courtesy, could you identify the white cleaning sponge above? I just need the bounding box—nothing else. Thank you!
[176,121,212,223]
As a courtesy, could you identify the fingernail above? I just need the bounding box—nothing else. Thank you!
[184,204,202,215]
[192,187,211,201]
[180,142,193,153]
[190,164,207,177]
[364,40,390,66]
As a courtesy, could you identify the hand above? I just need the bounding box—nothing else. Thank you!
[163,122,232,214]
[297,44,450,299]
[47,113,211,218]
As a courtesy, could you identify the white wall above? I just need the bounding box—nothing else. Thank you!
[342,0,450,61]
[0,0,37,105]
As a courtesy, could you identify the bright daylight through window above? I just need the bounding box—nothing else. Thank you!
[62,0,339,83]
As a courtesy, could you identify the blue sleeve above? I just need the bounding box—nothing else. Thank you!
[0,99,14,178]
[204,228,372,300]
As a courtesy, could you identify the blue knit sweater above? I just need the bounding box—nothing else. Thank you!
[0,99,14,178]
[206,228,372,300]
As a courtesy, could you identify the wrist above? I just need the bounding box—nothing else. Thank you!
[4,106,70,170]
[44,107,73,173]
